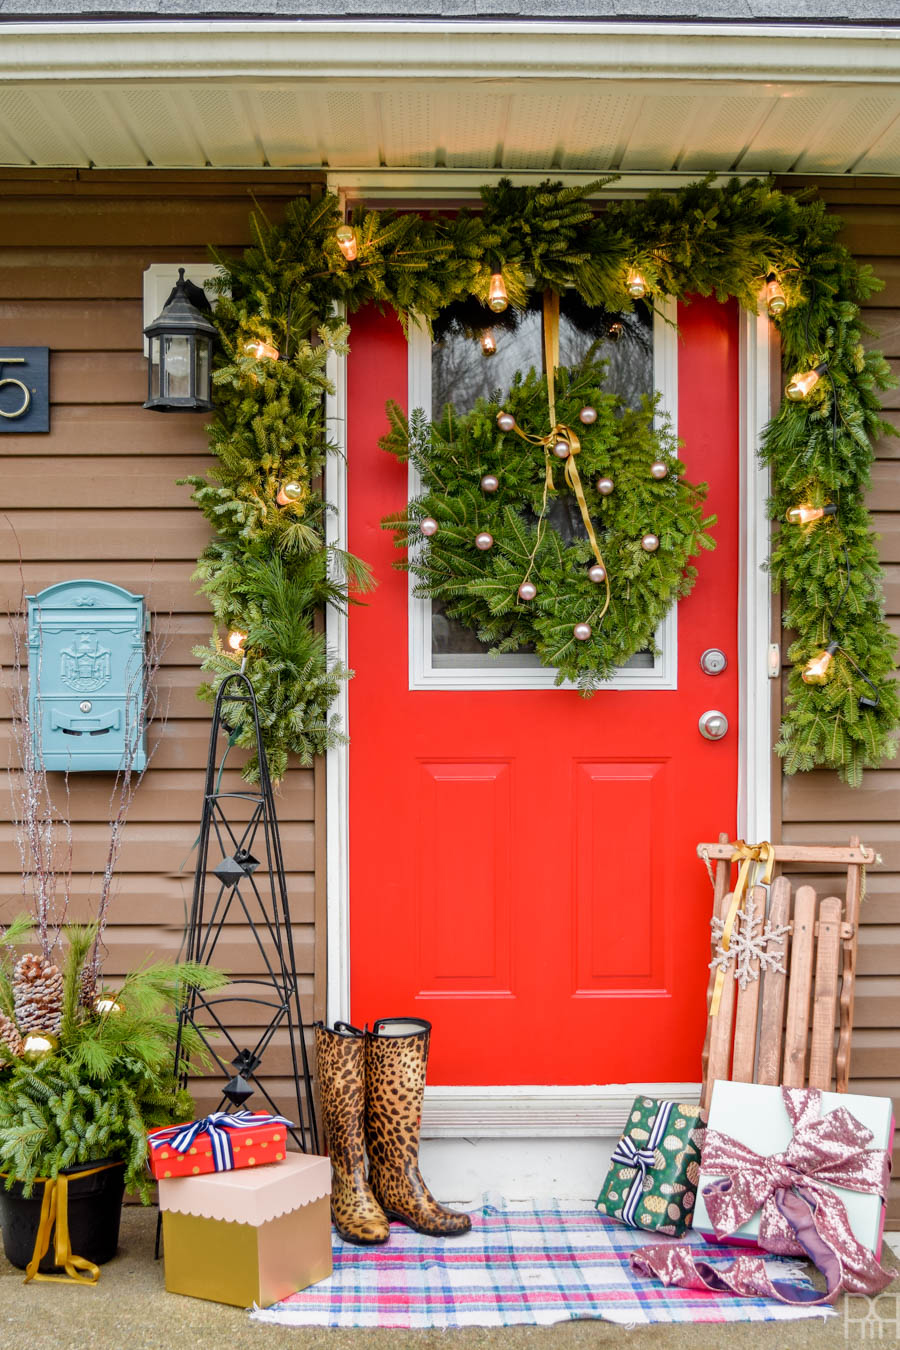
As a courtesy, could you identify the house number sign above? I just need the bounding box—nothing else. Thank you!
[0,348,50,433]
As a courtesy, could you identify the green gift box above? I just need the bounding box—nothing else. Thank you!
[595,1096,705,1236]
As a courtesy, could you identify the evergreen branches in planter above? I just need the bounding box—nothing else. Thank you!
[192,174,897,783]
[0,920,225,1198]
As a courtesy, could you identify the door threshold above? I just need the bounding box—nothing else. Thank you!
[420,1083,701,1204]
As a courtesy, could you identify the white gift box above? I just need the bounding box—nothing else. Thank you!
[694,1080,894,1259]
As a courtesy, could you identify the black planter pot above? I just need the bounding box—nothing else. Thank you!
[0,1159,126,1272]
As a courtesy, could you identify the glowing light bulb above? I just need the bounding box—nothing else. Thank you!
[765,273,787,318]
[335,225,358,262]
[228,630,247,653]
[626,268,646,300]
[786,362,827,401]
[488,272,509,313]
[276,481,304,507]
[244,338,279,363]
[801,641,838,685]
[786,503,837,526]
[481,330,497,357]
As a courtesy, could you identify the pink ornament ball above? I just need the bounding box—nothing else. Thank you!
[597,477,614,496]
[553,441,570,459]
[573,623,592,641]
[475,532,494,551]
[588,564,606,583]
[579,406,597,425]
[419,517,438,537]
[480,474,499,493]
[650,460,668,480]
[497,412,516,432]
[517,581,537,601]
[641,532,660,552]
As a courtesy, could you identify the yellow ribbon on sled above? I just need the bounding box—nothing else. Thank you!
[709,840,776,1019]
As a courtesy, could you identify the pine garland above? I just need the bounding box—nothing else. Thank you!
[189,176,897,784]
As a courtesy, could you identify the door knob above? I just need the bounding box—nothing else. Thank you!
[699,710,729,741]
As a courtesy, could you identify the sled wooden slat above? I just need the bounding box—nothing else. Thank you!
[705,890,738,1105]
[700,830,733,1107]
[809,896,842,1090]
[731,884,765,1084]
[697,843,875,866]
[755,876,791,1087]
[837,835,864,1093]
[782,886,817,1088]
[698,837,867,1105]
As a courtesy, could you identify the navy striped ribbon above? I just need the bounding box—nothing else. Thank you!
[149,1110,292,1172]
[610,1100,674,1227]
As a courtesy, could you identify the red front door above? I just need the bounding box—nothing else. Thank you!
[347,297,739,1086]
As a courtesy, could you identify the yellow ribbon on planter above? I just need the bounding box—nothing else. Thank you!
[709,840,776,1019]
[21,1162,121,1287]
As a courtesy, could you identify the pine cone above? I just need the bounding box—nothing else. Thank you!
[0,1011,23,1061]
[13,953,64,1035]
[79,960,97,1011]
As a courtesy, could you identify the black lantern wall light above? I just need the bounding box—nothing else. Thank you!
[143,268,216,412]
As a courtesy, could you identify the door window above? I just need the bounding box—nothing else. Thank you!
[407,296,678,691]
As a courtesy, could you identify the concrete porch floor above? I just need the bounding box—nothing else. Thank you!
[0,1205,892,1350]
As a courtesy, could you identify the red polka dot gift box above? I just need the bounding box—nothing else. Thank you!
[147,1110,290,1180]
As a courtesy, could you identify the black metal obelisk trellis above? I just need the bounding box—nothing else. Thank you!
[173,670,318,1154]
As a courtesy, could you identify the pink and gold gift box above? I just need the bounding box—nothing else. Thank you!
[158,1153,332,1307]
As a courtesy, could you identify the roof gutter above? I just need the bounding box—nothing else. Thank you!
[1,19,900,85]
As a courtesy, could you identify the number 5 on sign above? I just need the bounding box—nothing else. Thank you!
[0,348,50,433]
[0,358,31,420]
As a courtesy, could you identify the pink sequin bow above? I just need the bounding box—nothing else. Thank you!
[631,1087,896,1306]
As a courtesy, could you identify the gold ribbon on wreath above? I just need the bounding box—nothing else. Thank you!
[20,1161,121,1286]
[709,840,777,1019]
[508,290,611,622]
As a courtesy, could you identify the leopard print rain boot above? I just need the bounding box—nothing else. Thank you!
[314,1021,390,1245]
[365,1017,472,1237]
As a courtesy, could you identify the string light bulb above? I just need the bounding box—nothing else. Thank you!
[488,273,509,313]
[626,268,646,300]
[786,502,837,526]
[765,273,787,318]
[335,225,358,262]
[244,338,279,362]
[801,641,838,685]
[228,630,247,653]
[786,362,828,402]
[276,481,305,507]
[481,330,497,357]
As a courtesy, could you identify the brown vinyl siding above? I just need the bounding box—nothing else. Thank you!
[776,178,900,1225]
[0,169,326,1121]
[1,167,899,1215]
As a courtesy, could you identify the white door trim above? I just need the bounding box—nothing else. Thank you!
[738,303,775,843]
[324,176,774,1099]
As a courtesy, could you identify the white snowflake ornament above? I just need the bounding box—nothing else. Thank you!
[710,893,789,991]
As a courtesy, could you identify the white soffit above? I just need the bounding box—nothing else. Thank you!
[1,21,900,175]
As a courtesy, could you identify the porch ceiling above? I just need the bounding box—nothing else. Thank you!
[2,21,900,176]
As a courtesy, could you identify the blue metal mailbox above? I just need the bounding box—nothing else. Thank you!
[27,581,147,773]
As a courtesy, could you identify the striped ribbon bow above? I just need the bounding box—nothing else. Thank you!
[149,1110,292,1172]
[610,1100,674,1226]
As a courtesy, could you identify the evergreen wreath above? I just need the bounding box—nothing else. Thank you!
[381,355,715,686]
[186,176,898,785]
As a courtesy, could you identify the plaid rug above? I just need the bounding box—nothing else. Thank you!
[251,1197,832,1328]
